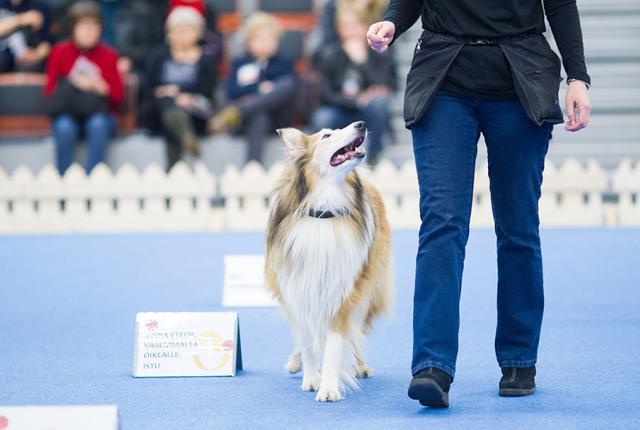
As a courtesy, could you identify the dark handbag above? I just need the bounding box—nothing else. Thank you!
[48,78,109,117]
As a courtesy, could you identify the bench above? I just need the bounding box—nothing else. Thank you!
[0,72,139,138]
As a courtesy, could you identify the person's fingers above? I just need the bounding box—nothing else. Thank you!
[566,95,576,124]
[565,93,578,131]
[367,23,385,42]
[577,104,591,129]
[367,38,389,53]
[566,101,591,131]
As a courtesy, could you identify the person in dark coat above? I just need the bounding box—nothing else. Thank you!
[368,0,592,408]
[144,6,217,169]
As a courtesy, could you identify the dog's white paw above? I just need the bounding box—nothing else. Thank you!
[301,374,321,392]
[354,364,374,378]
[315,384,343,402]
[284,353,302,374]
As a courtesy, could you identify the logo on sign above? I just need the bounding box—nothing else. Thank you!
[193,331,234,371]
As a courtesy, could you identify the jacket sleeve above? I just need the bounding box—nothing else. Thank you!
[144,46,164,97]
[382,0,423,43]
[268,56,295,81]
[194,53,217,99]
[226,58,260,100]
[36,2,54,44]
[543,0,590,85]
[43,44,62,96]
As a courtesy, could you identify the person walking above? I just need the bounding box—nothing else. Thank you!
[367,0,591,408]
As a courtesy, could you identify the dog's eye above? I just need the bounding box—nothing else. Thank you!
[322,133,331,140]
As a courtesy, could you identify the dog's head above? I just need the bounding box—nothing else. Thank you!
[277,121,367,179]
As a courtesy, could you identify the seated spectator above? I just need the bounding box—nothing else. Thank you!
[0,0,53,72]
[144,6,217,169]
[51,1,220,73]
[209,12,297,164]
[313,0,387,63]
[44,1,123,175]
[310,3,393,165]
[116,0,221,77]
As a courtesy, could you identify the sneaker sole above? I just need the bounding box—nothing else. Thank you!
[408,378,449,408]
[499,387,536,397]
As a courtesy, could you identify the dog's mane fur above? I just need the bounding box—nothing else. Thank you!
[266,150,371,251]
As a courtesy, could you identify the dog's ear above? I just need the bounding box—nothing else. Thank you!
[276,128,307,152]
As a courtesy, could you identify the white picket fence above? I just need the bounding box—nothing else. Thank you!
[0,158,638,234]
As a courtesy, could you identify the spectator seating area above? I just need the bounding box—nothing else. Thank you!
[0,0,639,175]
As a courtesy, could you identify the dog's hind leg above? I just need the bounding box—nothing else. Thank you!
[351,306,374,378]
[353,341,374,378]
[284,348,302,374]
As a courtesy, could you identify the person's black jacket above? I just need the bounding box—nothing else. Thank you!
[383,0,590,128]
[226,53,295,100]
[403,30,564,128]
[142,44,217,134]
[317,43,395,111]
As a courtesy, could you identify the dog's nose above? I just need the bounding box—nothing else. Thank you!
[353,121,366,129]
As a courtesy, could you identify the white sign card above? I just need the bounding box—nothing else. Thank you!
[222,255,277,307]
[0,405,118,430]
[133,312,242,377]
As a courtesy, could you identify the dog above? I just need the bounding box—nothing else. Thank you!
[264,121,394,402]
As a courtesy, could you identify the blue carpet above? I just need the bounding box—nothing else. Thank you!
[1,230,639,430]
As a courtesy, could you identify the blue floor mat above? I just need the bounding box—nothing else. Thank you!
[0,229,639,429]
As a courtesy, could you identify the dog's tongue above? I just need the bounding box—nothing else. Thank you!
[331,148,359,166]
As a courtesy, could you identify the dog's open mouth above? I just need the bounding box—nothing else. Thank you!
[330,135,366,166]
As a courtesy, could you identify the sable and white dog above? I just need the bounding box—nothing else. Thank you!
[265,121,394,402]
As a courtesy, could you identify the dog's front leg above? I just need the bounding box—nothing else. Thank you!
[300,344,321,392]
[316,330,344,401]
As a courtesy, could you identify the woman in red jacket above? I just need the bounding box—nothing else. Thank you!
[44,1,123,174]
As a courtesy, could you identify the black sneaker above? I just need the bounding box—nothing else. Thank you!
[408,367,452,408]
[499,366,536,397]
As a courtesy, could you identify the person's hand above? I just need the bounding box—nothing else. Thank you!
[565,80,591,132]
[175,93,194,108]
[117,57,133,75]
[17,42,50,65]
[357,85,390,107]
[259,80,274,94]
[367,21,395,53]
[18,10,44,30]
[16,48,38,65]
[154,85,179,98]
[93,76,110,95]
[71,74,95,92]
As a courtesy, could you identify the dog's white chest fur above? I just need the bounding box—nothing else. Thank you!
[277,215,371,338]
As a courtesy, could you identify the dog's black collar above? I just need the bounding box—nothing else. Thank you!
[308,208,348,219]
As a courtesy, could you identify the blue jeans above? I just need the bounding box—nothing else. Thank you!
[411,91,553,379]
[310,95,390,162]
[53,113,116,175]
